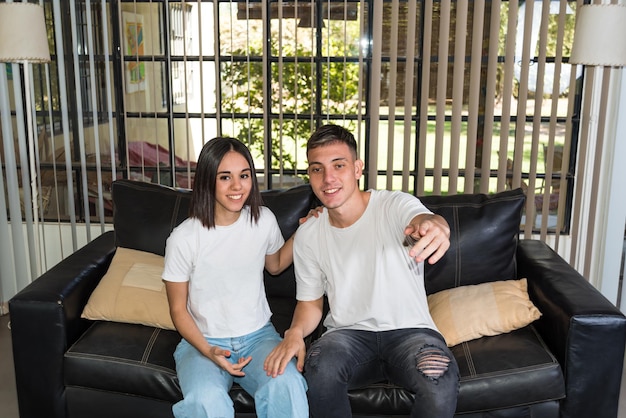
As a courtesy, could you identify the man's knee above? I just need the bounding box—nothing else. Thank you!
[304,344,324,376]
[304,343,346,384]
[415,344,453,382]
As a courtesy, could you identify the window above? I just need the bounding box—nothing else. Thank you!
[2,0,581,236]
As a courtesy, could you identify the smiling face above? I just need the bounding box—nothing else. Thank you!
[307,141,364,211]
[214,150,253,225]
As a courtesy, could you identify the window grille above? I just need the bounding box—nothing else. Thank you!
[1,0,588,299]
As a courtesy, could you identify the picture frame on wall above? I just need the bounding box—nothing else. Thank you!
[123,11,146,93]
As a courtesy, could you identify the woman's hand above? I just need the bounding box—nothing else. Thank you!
[205,346,252,377]
[300,205,324,224]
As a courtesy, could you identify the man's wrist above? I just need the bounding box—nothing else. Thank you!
[284,327,304,340]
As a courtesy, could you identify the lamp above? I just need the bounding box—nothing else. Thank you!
[570,4,626,66]
[0,2,51,277]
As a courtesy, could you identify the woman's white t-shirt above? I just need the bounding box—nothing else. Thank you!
[162,206,284,338]
[294,190,439,334]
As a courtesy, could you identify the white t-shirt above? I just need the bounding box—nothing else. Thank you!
[162,206,284,338]
[294,190,438,333]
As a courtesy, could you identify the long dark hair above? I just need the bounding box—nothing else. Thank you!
[190,137,263,228]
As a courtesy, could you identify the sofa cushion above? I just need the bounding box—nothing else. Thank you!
[346,325,565,415]
[66,322,262,414]
[66,322,256,413]
[420,188,525,294]
[453,326,565,413]
[113,180,192,257]
[428,278,541,346]
[81,247,175,330]
[65,322,181,403]
[66,317,564,416]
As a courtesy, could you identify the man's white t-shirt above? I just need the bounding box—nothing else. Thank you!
[162,206,284,338]
[294,190,439,334]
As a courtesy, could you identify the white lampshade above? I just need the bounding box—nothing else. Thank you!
[0,2,51,63]
[570,4,626,67]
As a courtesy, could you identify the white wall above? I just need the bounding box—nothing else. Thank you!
[0,222,113,312]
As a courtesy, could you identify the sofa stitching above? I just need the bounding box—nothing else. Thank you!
[530,325,560,364]
[459,362,562,382]
[142,328,160,364]
[423,192,526,210]
[453,205,462,288]
[65,352,176,374]
[352,382,565,411]
[65,384,180,402]
[462,342,476,377]
[455,397,564,414]
[349,358,561,385]
[455,327,561,382]
[66,322,98,353]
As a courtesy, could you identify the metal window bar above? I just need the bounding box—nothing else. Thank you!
[1,0,586,305]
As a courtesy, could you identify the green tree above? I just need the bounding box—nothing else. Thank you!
[221,25,361,171]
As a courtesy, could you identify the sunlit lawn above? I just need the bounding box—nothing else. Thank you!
[360,116,565,194]
[233,101,568,195]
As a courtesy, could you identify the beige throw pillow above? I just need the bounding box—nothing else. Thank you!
[82,247,176,330]
[427,279,541,347]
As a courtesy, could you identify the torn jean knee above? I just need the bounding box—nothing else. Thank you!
[416,345,452,381]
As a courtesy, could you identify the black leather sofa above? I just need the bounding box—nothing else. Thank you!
[10,179,626,418]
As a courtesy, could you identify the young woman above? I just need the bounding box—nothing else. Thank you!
[162,137,308,418]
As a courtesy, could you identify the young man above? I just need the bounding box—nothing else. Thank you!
[264,124,460,417]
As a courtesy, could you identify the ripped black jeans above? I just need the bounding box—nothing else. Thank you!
[304,328,459,418]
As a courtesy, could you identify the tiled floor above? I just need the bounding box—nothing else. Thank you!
[1,312,626,418]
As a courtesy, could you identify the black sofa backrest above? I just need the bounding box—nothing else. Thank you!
[112,179,317,255]
[112,180,193,257]
[421,188,525,294]
[111,179,525,298]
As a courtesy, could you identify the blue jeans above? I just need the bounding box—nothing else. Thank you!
[304,328,459,418]
[173,322,308,418]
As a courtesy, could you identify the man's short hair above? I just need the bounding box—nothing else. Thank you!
[307,124,358,159]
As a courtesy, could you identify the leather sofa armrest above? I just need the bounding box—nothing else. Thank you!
[9,231,116,418]
[517,239,626,418]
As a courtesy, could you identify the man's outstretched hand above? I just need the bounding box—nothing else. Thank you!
[403,214,450,264]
